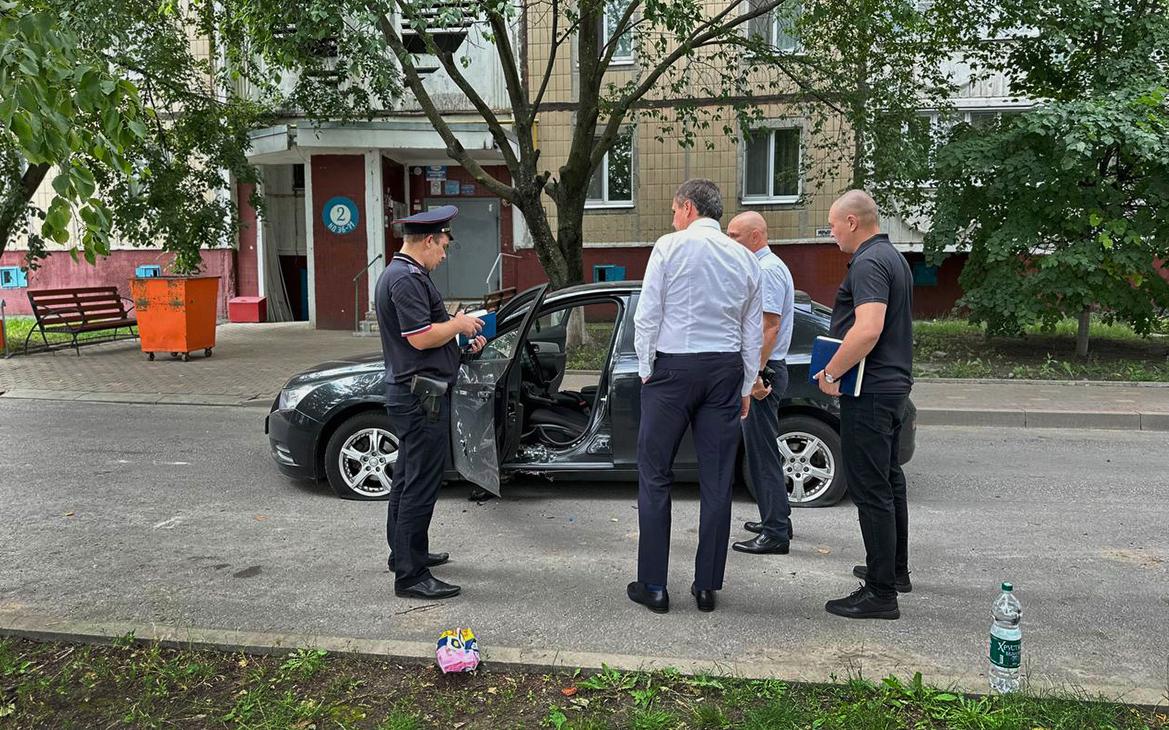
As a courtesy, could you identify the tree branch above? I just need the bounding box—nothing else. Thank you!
[485,7,531,126]
[529,0,564,124]
[388,0,521,171]
[589,0,785,169]
[370,6,515,200]
[598,0,642,69]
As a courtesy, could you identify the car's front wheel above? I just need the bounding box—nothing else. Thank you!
[323,412,397,500]
[744,415,846,508]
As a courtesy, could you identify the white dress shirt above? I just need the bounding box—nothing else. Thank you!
[634,218,763,396]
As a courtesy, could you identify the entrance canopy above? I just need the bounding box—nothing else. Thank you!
[247,120,514,165]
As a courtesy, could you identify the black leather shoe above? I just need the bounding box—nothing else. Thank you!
[852,565,912,593]
[691,583,716,612]
[744,521,794,538]
[732,533,790,554]
[395,576,461,599]
[825,585,899,619]
[627,581,669,614]
[387,552,450,571]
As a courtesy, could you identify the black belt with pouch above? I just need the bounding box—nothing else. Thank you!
[410,375,448,422]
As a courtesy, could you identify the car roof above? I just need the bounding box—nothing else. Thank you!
[537,281,817,308]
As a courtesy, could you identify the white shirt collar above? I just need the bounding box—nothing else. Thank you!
[688,218,721,233]
[752,246,771,261]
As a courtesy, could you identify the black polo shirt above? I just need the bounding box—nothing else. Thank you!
[375,253,459,385]
[828,234,914,395]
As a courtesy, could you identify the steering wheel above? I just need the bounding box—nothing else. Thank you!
[523,341,549,389]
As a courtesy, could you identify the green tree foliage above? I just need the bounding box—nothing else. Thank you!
[0,0,266,274]
[924,0,1169,355]
[785,0,981,209]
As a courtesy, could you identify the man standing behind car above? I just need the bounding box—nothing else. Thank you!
[815,190,914,620]
[375,205,486,601]
[629,179,762,614]
[726,211,796,555]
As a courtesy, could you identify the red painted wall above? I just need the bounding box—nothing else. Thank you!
[401,165,515,272]
[506,243,969,318]
[0,249,236,317]
[311,155,368,330]
[236,183,260,298]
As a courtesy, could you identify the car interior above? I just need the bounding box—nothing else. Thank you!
[517,301,620,448]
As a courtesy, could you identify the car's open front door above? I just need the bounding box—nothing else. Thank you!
[450,285,549,496]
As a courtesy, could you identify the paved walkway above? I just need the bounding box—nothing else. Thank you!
[1,322,1167,428]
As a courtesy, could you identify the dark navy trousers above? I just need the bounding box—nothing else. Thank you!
[741,360,792,540]
[636,352,744,591]
[385,382,449,590]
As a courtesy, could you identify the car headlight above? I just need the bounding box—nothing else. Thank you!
[278,382,318,411]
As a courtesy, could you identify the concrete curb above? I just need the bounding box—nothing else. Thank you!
[2,612,1165,707]
[915,377,1169,388]
[915,407,1169,431]
[0,388,271,409]
[3,388,1167,428]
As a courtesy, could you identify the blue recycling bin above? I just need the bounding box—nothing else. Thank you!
[593,264,626,282]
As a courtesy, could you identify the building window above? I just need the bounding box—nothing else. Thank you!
[587,128,635,208]
[743,127,801,203]
[601,0,634,63]
[747,0,800,53]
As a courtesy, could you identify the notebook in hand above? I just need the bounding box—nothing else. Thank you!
[808,336,864,397]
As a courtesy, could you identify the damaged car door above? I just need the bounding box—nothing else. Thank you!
[449,285,549,496]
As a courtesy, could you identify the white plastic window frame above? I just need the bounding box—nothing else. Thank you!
[603,0,636,65]
[585,128,636,210]
[741,126,803,205]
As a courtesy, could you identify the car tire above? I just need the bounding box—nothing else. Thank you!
[323,411,398,501]
[744,414,846,508]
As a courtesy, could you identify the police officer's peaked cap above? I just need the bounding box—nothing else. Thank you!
[393,205,458,239]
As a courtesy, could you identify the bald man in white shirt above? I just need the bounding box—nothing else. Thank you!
[628,179,763,614]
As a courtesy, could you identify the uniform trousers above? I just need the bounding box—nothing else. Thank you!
[741,360,791,540]
[385,382,449,590]
[636,352,743,591]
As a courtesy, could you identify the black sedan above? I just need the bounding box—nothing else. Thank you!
[266,282,916,507]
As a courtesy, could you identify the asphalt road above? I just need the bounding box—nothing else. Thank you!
[1,399,1166,699]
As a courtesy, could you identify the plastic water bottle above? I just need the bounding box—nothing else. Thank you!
[988,582,1022,693]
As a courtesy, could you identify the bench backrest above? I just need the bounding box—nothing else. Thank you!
[27,287,131,327]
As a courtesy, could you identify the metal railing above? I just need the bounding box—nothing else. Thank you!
[353,254,384,332]
[1,299,8,359]
[485,251,521,293]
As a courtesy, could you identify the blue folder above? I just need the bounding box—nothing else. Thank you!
[457,309,496,347]
[809,336,865,397]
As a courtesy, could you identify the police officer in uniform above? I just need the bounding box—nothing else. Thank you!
[375,205,485,600]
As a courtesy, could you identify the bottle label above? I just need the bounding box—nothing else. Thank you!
[990,635,1021,669]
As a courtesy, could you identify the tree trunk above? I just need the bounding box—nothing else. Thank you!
[516,196,570,289]
[1076,306,1091,358]
[0,162,50,259]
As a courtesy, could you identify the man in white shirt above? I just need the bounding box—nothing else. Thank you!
[628,179,763,614]
[726,211,796,555]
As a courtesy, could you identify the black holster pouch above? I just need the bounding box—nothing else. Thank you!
[410,375,448,422]
[760,365,776,389]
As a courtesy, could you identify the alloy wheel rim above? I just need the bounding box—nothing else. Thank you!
[339,427,397,497]
[776,431,835,503]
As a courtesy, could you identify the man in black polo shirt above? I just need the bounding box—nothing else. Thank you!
[814,190,914,620]
[376,205,485,600]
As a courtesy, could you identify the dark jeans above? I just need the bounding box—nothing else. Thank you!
[637,352,743,591]
[741,360,791,540]
[385,382,449,590]
[839,392,909,600]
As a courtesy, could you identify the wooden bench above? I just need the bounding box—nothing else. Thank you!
[482,287,517,312]
[24,287,138,355]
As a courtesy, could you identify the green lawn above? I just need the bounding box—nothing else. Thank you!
[1,315,135,354]
[2,637,1164,729]
[913,317,1169,382]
